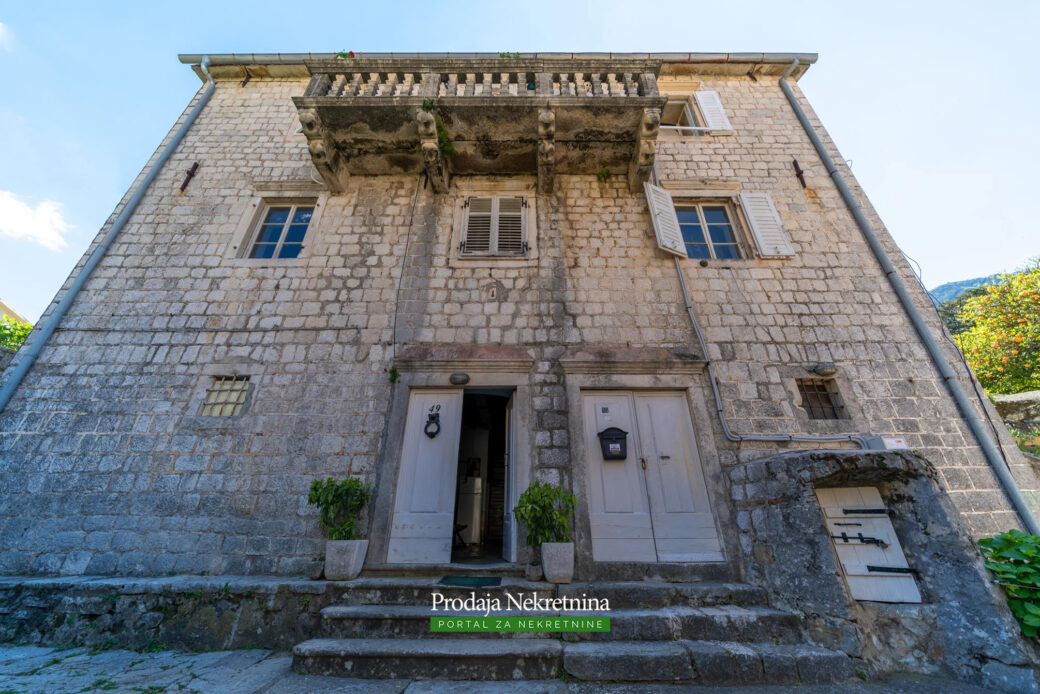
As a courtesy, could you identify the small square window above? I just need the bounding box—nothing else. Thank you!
[459,195,528,257]
[797,379,847,420]
[675,203,742,260]
[201,376,250,417]
[248,203,314,259]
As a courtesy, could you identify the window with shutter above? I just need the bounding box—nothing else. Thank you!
[815,487,922,603]
[460,195,527,257]
[644,183,687,258]
[693,90,733,132]
[738,193,795,257]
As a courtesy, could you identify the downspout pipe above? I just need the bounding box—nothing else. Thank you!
[0,57,217,414]
[779,59,1039,534]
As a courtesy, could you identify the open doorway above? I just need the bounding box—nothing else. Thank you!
[452,390,512,564]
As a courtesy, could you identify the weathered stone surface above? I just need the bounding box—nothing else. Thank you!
[993,390,1040,422]
[563,641,694,681]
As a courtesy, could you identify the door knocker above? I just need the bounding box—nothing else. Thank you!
[424,404,442,438]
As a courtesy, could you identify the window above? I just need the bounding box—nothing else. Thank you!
[248,203,314,259]
[661,98,699,129]
[459,195,527,256]
[658,91,733,134]
[797,379,847,420]
[201,376,250,417]
[676,204,741,259]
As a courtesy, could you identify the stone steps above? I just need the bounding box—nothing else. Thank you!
[319,603,800,643]
[292,637,853,683]
[292,637,563,679]
[557,580,768,608]
[325,576,554,606]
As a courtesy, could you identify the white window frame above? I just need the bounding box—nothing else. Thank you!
[459,195,528,257]
[448,180,538,268]
[674,200,747,260]
[226,190,326,265]
[659,91,733,136]
[245,202,315,260]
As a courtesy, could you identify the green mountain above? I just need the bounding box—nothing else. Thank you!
[929,274,1001,304]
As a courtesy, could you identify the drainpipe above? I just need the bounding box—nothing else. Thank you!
[0,57,217,414]
[778,58,1039,534]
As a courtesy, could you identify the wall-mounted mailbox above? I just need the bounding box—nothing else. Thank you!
[597,427,628,460]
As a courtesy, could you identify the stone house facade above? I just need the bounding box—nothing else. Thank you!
[0,52,1038,686]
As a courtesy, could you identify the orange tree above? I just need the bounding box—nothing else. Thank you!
[954,263,1040,394]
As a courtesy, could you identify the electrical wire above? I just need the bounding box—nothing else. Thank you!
[391,177,423,361]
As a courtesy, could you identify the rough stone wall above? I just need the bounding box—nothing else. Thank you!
[0,347,14,373]
[0,70,1036,576]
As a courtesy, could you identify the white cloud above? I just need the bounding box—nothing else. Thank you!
[0,22,12,52]
[0,191,74,251]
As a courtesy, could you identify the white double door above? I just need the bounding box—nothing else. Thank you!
[386,389,517,564]
[583,391,723,563]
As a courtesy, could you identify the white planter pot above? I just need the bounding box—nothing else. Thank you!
[540,542,574,584]
[325,539,368,581]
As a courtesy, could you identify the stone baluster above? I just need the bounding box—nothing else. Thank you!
[536,72,553,97]
[623,73,636,98]
[464,73,476,97]
[304,73,332,97]
[591,73,602,97]
[447,73,458,97]
[639,72,659,97]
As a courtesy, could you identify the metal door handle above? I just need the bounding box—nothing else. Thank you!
[640,458,646,470]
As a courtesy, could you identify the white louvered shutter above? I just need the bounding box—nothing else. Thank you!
[644,182,687,258]
[496,197,525,254]
[738,193,795,257]
[815,487,922,603]
[693,91,733,132]
[462,197,492,254]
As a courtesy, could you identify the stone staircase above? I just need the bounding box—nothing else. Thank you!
[292,576,855,684]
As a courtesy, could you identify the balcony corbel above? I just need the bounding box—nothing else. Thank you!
[417,109,449,193]
[298,108,348,192]
[629,107,661,193]
[537,107,555,195]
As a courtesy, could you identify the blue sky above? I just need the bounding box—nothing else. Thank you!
[1,0,1037,322]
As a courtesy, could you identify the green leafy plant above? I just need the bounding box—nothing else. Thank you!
[336,50,355,59]
[421,98,438,113]
[308,476,373,540]
[596,165,612,183]
[498,52,521,59]
[979,529,1040,639]
[435,117,456,159]
[0,314,32,351]
[513,482,576,547]
[388,366,400,383]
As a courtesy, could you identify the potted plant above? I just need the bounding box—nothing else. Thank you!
[308,476,372,580]
[513,482,577,584]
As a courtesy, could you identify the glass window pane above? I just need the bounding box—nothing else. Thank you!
[702,206,729,224]
[686,243,710,259]
[680,224,705,244]
[285,224,308,243]
[675,208,700,224]
[714,244,741,259]
[278,243,303,259]
[264,207,291,224]
[292,207,314,224]
[250,243,276,259]
[708,224,736,244]
[257,224,283,243]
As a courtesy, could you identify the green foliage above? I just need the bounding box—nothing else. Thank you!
[498,52,521,59]
[336,50,355,59]
[141,637,165,653]
[979,529,1040,639]
[0,314,32,350]
[421,98,438,113]
[596,166,612,183]
[435,117,456,159]
[954,262,1040,394]
[388,366,400,383]
[938,286,987,335]
[308,476,372,540]
[513,482,576,547]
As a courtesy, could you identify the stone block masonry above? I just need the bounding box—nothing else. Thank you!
[0,62,1036,580]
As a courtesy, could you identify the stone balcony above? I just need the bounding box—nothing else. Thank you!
[292,59,666,194]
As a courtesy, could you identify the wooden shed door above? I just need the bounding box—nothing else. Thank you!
[387,390,464,564]
[815,487,922,603]
[583,391,722,563]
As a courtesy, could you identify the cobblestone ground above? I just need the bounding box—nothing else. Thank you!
[0,645,999,693]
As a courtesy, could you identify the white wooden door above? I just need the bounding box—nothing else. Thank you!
[387,390,464,564]
[635,393,723,562]
[815,487,921,603]
[583,393,657,562]
[502,394,517,563]
[583,391,721,563]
